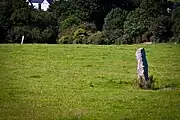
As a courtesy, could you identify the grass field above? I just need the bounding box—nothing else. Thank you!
[0,44,180,120]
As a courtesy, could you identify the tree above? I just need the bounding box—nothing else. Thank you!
[140,0,168,16]
[0,0,14,42]
[0,0,173,44]
[0,0,32,43]
[10,7,31,26]
[147,15,172,42]
[48,0,135,30]
[123,0,168,43]
[73,0,133,30]
[124,8,154,41]
[103,8,128,30]
[170,7,180,43]
[59,14,81,31]
[129,0,143,8]
[48,0,76,21]
[102,8,127,44]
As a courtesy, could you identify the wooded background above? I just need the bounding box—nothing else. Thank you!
[0,0,179,44]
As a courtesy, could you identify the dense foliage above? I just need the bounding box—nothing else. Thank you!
[0,0,180,44]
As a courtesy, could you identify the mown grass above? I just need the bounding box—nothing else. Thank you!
[0,44,180,120]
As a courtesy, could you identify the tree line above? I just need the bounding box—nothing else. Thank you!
[0,0,180,44]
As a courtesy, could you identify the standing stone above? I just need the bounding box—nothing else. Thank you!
[136,48,150,89]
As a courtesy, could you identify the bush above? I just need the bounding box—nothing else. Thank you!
[135,36,142,44]
[141,31,153,43]
[59,25,77,38]
[58,22,97,44]
[41,28,57,43]
[118,34,133,44]
[58,25,78,44]
[31,27,41,43]
[57,35,73,44]
[150,36,161,43]
[104,29,124,44]
[7,26,58,44]
[170,35,180,44]
[87,31,106,44]
[7,26,32,43]
[78,22,97,35]
[73,28,87,44]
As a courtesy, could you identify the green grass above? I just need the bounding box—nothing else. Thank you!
[0,44,180,120]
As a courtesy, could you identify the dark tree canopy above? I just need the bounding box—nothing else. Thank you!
[0,0,178,44]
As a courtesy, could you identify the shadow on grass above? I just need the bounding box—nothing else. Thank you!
[29,75,41,78]
[153,83,179,91]
[90,79,132,88]
[118,81,132,85]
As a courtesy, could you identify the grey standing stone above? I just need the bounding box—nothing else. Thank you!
[136,48,149,89]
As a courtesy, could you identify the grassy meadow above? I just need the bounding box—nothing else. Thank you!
[0,44,180,120]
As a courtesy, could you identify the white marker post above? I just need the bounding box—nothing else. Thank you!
[21,36,24,44]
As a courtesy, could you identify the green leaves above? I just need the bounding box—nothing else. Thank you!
[103,8,128,30]
[124,8,151,37]
[0,0,178,44]
[59,15,81,31]
[10,8,31,26]
[170,7,180,43]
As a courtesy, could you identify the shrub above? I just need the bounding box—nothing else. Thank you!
[78,22,97,35]
[73,28,87,44]
[104,29,124,44]
[58,22,97,44]
[150,36,161,43]
[31,27,41,43]
[170,35,180,44]
[87,31,106,44]
[59,25,77,38]
[7,26,32,43]
[118,34,133,44]
[7,26,58,44]
[150,36,156,43]
[7,27,22,43]
[41,28,57,43]
[141,31,153,43]
[135,36,142,44]
[57,35,73,44]
[58,25,78,44]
